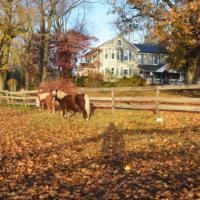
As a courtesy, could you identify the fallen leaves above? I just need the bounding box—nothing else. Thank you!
[0,106,199,199]
[124,165,131,172]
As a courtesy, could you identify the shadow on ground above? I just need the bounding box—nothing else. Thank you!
[0,123,200,199]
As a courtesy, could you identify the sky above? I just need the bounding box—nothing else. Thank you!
[70,1,144,48]
[86,2,118,46]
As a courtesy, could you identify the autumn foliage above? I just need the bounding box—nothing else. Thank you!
[38,78,80,94]
[50,30,95,77]
[112,0,200,83]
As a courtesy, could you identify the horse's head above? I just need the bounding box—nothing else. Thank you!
[51,89,67,100]
[51,89,58,101]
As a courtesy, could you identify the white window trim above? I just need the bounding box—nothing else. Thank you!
[112,49,115,60]
[105,50,108,59]
[153,55,159,65]
[117,40,122,47]
[138,54,144,64]
[123,50,129,62]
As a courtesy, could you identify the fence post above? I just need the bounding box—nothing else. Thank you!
[155,86,160,118]
[111,88,115,113]
[11,92,14,105]
[23,93,27,108]
[6,91,10,105]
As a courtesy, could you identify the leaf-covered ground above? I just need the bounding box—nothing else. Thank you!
[0,105,199,199]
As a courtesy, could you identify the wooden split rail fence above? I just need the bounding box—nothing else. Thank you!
[1,85,200,116]
[0,90,38,107]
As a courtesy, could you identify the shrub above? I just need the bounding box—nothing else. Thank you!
[102,82,118,88]
[75,76,86,87]
[117,76,146,87]
[84,72,104,87]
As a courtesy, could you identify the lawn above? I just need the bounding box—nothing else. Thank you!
[0,106,199,199]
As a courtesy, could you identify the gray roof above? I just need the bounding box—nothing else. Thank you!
[133,44,168,54]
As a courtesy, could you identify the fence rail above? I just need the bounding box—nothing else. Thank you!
[0,84,200,115]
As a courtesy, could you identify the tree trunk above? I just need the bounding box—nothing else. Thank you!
[38,0,46,82]
[185,60,197,84]
[24,68,30,90]
[193,57,200,83]
[42,31,50,82]
[63,69,73,78]
[0,72,7,90]
[42,7,54,82]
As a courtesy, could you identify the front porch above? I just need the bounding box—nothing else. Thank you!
[140,70,185,85]
[138,64,185,85]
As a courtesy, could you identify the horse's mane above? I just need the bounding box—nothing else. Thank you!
[56,90,67,99]
[39,93,50,101]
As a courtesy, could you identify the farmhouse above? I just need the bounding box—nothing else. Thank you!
[78,36,185,85]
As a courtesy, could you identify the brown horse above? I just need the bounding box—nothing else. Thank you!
[51,89,90,120]
[36,93,59,113]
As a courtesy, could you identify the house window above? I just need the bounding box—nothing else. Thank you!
[93,53,97,62]
[117,40,122,46]
[105,67,110,74]
[117,49,123,61]
[121,50,123,61]
[124,50,129,61]
[153,55,159,65]
[111,67,114,75]
[87,58,90,63]
[117,50,120,60]
[138,54,144,64]
[129,51,132,61]
[112,50,115,59]
[105,49,108,59]
[123,69,128,76]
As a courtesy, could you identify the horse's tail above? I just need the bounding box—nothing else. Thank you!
[84,94,90,121]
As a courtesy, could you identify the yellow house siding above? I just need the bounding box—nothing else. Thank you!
[84,36,168,80]
[99,36,139,79]
[138,53,167,65]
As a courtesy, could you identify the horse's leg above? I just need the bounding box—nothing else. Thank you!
[52,106,55,113]
[47,103,51,113]
[45,101,51,118]
[52,102,55,113]
[41,104,44,112]
[62,108,65,119]
[83,110,88,120]
[78,103,87,120]
[66,110,70,120]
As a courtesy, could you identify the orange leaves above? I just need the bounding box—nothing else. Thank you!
[125,0,200,75]
[0,176,4,181]
[124,165,131,171]
[0,106,200,198]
